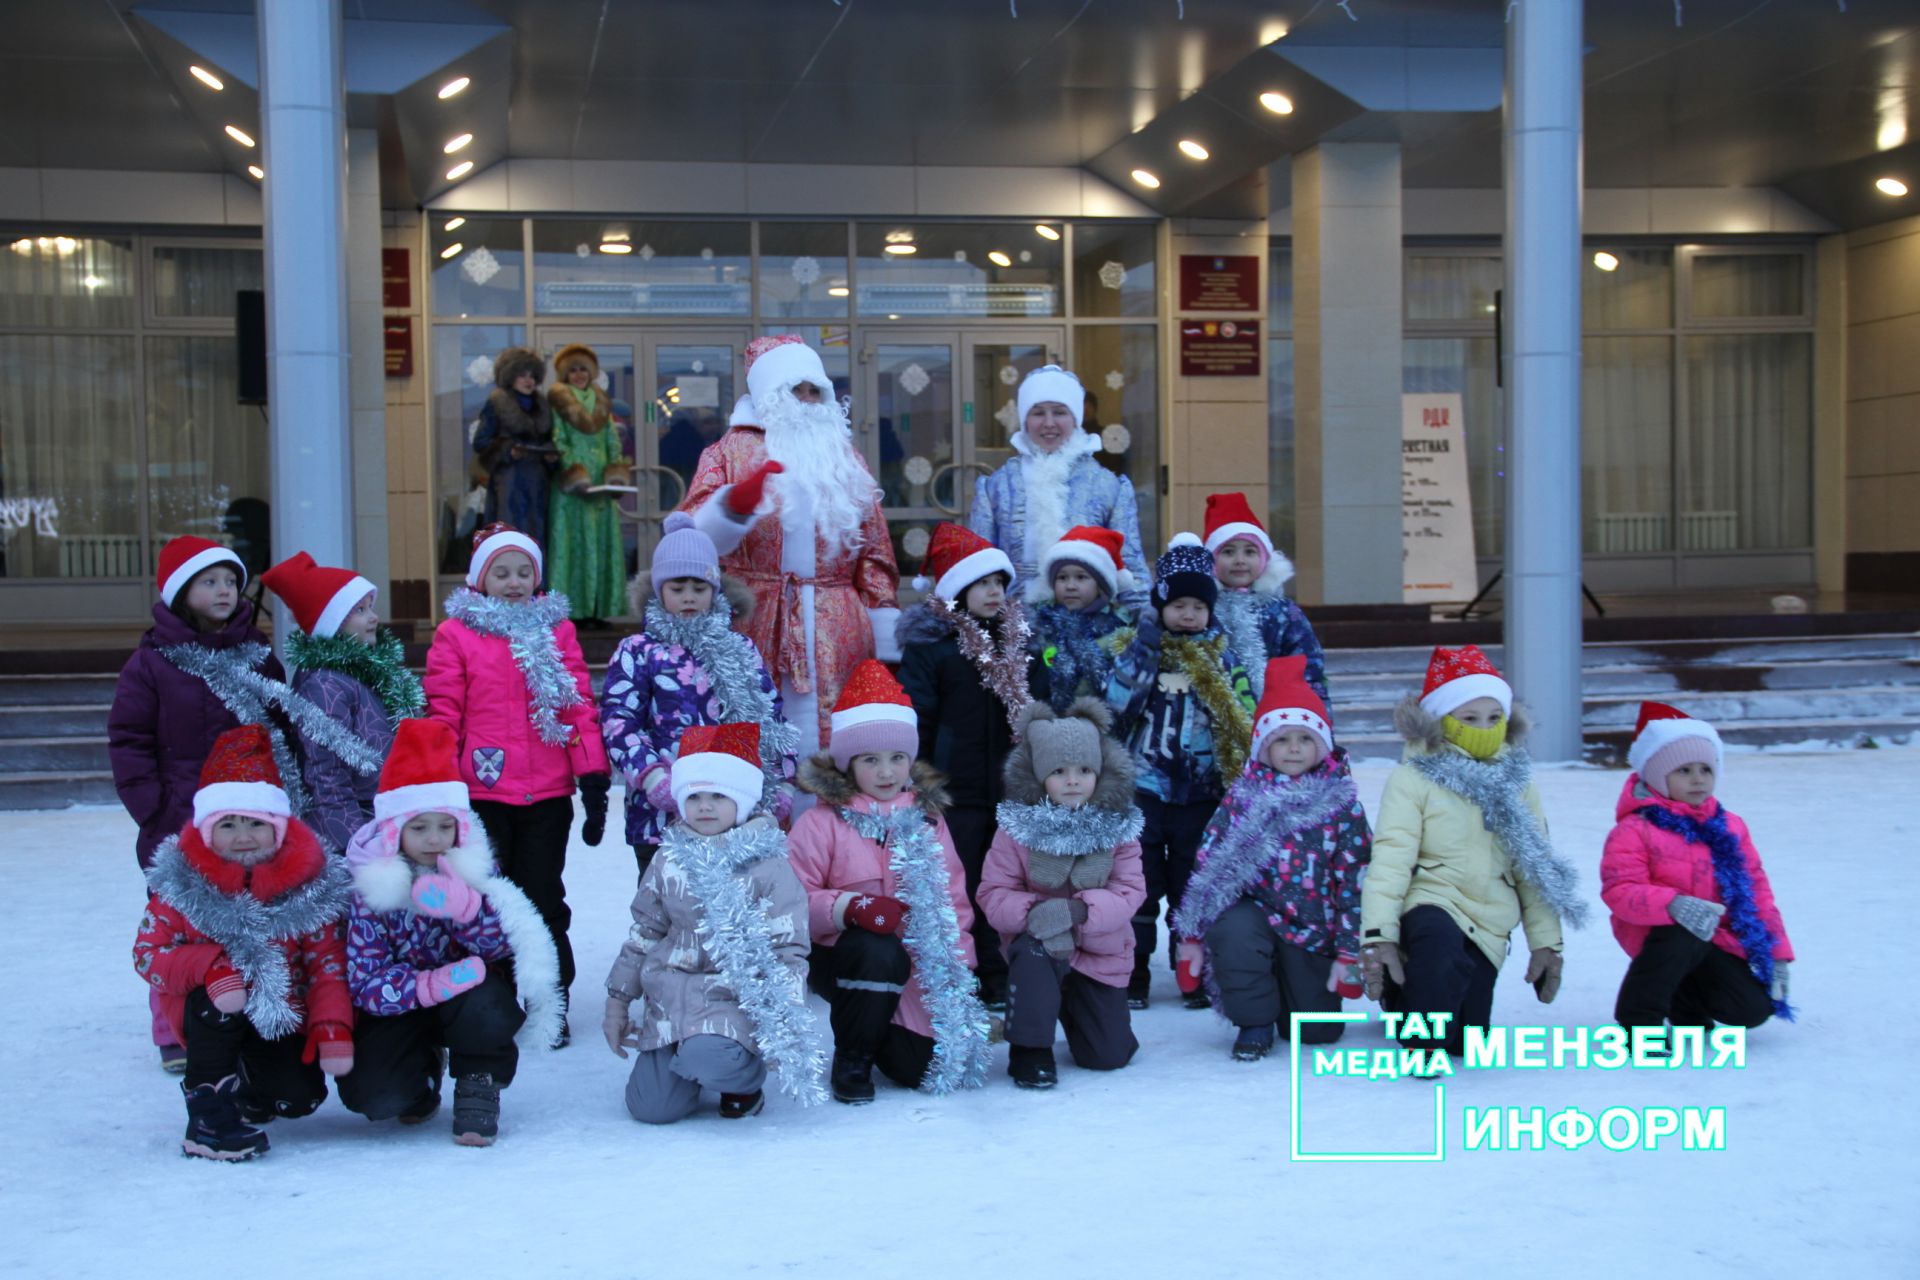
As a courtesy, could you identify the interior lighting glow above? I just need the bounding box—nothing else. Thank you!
[1130,168,1161,189]
[1177,139,1210,160]
[188,65,224,91]
[988,250,1012,267]
[1260,91,1294,115]
[439,243,464,260]
[1592,251,1620,271]
[224,124,256,148]
[1875,176,1909,197]
[437,77,470,99]
[446,160,474,181]
[444,133,474,154]
[1034,224,1060,241]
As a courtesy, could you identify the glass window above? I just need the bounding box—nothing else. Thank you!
[432,323,525,573]
[0,334,139,578]
[1690,253,1806,319]
[1072,324,1160,557]
[856,223,1062,318]
[1072,222,1156,318]
[758,223,849,319]
[1405,337,1503,553]
[1582,336,1674,553]
[1269,246,1293,333]
[1267,336,1294,557]
[1405,254,1502,323]
[430,217,525,318]
[151,245,263,320]
[1584,247,1672,330]
[0,235,136,328]
[532,221,750,317]
[1682,333,1812,550]
[871,341,955,509]
[145,336,270,579]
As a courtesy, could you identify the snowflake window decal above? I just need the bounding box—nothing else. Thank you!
[465,355,494,386]
[902,526,932,559]
[1104,370,1126,391]
[1101,423,1131,454]
[898,363,932,397]
[903,456,934,486]
[998,364,1020,386]
[1098,261,1128,291]
[638,244,656,261]
[995,399,1020,433]
[460,245,500,285]
[790,255,821,286]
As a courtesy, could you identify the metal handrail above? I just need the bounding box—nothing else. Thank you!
[614,464,689,525]
[927,460,994,517]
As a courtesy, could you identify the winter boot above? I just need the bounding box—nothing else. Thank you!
[1232,1024,1277,1062]
[158,1043,187,1074]
[719,1090,765,1119]
[979,974,1009,1014]
[398,1090,441,1125]
[1182,988,1213,1010]
[831,1050,876,1105]
[452,1072,501,1146]
[1126,969,1151,1011]
[181,1076,269,1161]
[1008,1045,1058,1090]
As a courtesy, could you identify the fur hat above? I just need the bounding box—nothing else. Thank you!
[467,522,543,588]
[1251,655,1333,760]
[193,725,291,844]
[1419,644,1512,719]
[1629,701,1723,792]
[157,535,245,607]
[672,723,764,819]
[493,346,545,390]
[1017,364,1086,433]
[1152,532,1218,612]
[828,660,918,770]
[1041,525,1131,600]
[259,551,375,639]
[1002,699,1134,808]
[551,343,599,380]
[746,334,831,405]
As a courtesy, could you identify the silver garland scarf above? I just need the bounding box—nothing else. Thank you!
[1171,765,1356,941]
[1410,748,1590,929]
[146,835,351,1040]
[664,822,828,1105]
[643,594,800,803]
[1213,591,1272,698]
[443,590,583,747]
[932,597,1033,735]
[993,799,1142,890]
[841,806,992,1094]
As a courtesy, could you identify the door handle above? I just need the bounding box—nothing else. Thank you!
[926,461,993,517]
[613,465,688,524]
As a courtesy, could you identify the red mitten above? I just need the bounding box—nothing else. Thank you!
[1329,956,1365,1001]
[846,894,909,936]
[1175,939,1205,994]
[723,460,785,516]
[205,960,248,1014]
[303,1022,354,1077]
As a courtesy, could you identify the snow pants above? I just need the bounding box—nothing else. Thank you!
[474,796,576,993]
[945,805,1008,1000]
[1380,905,1496,1058]
[1204,898,1343,1042]
[1614,924,1774,1032]
[182,988,327,1117]
[1132,792,1217,974]
[337,973,524,1121]
[624,1035,767,1124]
[1003,934,1137,1070]
[809,928,937,1089]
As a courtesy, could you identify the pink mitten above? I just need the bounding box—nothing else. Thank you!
[644,768,677,817]
[416,957,486,1008]
[303,1022,353,1077]
[1175,939,1206,995]
[410,857,483,923]
[205,961,248,1014]
[1328,956,1365,1001]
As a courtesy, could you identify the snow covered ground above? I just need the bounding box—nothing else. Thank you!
[6,748,1916,1278]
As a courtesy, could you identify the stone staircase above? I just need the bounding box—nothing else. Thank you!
[3,629,1916,810]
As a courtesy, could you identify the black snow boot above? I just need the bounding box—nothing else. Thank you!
[719,1090,765,1119]
[398,1090,441,1125]
[452,1072,501,1146]
[1232,1023,1277,1062]
[831,1051,876,1105]
[182,1076,269,1161]
[1008,1045,1059,1090]
[1127,969,1151,1011]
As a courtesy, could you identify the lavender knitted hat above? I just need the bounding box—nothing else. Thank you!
[651,511,721,593]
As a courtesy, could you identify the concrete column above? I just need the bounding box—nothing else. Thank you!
[1291,143,1404,604]
[259,0,352,569]
[1502,0,1585,760]
[346,128,390,604]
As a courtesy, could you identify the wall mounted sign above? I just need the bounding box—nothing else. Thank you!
[1179,319,1260,377]
[384,316,413,378]
[1178,254,1260,311]
[382,248,411,309]
[1401,393,1477,603]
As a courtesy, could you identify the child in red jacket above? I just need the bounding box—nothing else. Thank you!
[133,726,354,1161]
[1602,703,1795,1037]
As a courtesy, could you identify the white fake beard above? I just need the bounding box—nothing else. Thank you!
[760,391,878,561]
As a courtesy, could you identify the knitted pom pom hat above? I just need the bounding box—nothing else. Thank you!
[260,552,375,639]
[672,723,764,818]
[1040,525,1131,600]
[829,659,919,770]
[1418,644,1512,719]
[1629,701,1724,793]
[650,511,721,592]
[157,535,246,607]
[192,724,292,844]
[1152,532,1218,612]
[1251,655,1333,761]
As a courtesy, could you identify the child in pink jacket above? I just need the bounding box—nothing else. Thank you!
[426,523,610,1047]
[787,660,992,1103]
[979,699,1145,1089]
[1601,702,1795,1036]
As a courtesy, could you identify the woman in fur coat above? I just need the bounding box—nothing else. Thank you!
[546,343,631,622]
[473,346,556,551]
[978,699,1146,1088]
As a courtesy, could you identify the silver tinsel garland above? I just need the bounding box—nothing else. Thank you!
[643,594,800,807]
[1171,764,1356,941]
[443,590,584,747]
[1411,747,1590,929]
[932,597,1034,736]
[1212,590,1272,698]
[663,821,827,1105]
[146,834,351,1040]
[842,806,992,1094]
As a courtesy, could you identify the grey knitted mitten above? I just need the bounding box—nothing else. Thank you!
[1026,898,1078,960]
[1667,894,1726,942]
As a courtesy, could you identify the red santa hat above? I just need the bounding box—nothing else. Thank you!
[374,718,471,827]
[466,522,544,588]
[914,522,1014,604]
[1628,701,1723,788]
[829,659,919,770]
[672,723,765,819]
[1039,525,1131,600]
[1203,493,1274,563]
[259,552,376,639]
[1251,655,1334,761]
[1419,644,1512,719]
[192,724,292,843]
[157,535,246,607]
[746,334,832,406]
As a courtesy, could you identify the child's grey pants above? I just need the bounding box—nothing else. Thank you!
[624,1034,766,1124]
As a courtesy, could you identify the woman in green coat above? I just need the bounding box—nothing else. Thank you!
[547,343,632,622]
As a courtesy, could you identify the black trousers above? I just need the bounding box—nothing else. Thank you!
[1133,791,1218,973]
[473,796,576,992]
[1381,905,1497,1058]
[182,988,327,1117]
[1615,924,1774,1032]
[336,972,526,1121]
[944,805,1008,995]
[811,928,937,1089]
[1003,935,1137,1069]
[1204,899,1344,1043]
[632,841,659,883]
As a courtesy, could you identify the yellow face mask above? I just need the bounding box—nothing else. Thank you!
[1442,715,1507,760]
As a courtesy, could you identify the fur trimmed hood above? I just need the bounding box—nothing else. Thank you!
[626,571,755,624]
[1002,698,1135,808]
[172,819,330,902]
[1394,694,1531,754]
[796,752,949,820]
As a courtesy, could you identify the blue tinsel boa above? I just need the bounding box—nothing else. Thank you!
[1635,803,1795,1021]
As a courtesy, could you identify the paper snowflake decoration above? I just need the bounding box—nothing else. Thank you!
[466,355,493,386]
[1102,423,1131,454]
[790,255,821,286]
[1019,250,1032,263]
[998,364,1020,386]
[903,455,934,486]
[461,245,500,285]
[1105,370,1126,391]
[575,243,590,258]
[638,244,656,261]
[1098,260,1128,291]
[902,526,932,559]
[952,250,968,263]
[690,359,706,374]
[595,371,610,390]
[995,399,1019,433]
[699,247,714,260]
[898,363,931,397]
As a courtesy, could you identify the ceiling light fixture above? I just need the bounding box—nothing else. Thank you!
[440,242,463,260]
[827,285,850,297]
[437,76,470,99]
[188,65,224,91]
[1034,224,1060,241]
[444,216,466,232]
[1592,251,1620,272]
[445,160,474,181]
[883,243,917,255]
[988,250,1012,267]
[224,124,256,148]
[1875,176,1910,197]
[247,164,264,181]
[1260,91,1294,115]
[598,242,633,254]
[444,133,473,154]
[1130,168,1161,189]
[884,229,914,244]
[1177,139,1209,161]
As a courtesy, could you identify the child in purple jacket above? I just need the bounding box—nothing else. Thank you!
[341,719,562,1147]
[599,511,796,879]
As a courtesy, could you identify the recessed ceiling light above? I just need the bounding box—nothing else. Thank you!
[827,285,850,297]
[883,243,917,255]
[1875,176,1909,197]
[440,242,463,260]
[1177,139,1209,161]
[444,216,466,232]
[1034,224,1060,241]
[445,160,474,181]
[444,133,473,154]
[1592,251,1620,272]
[224,124,256,148]
[246,164,264,181]
[1130,168,1161,189]
[83,274,103,289]
[884,229,914,244]
[598,242,633,254]
[1260,91,1294,115]
[188,65,224,91]
[887,314,900,320]
[437,76,470,99]
[988,250,1012,268]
